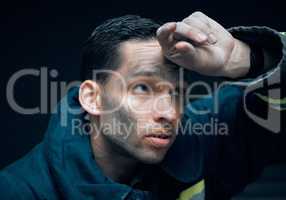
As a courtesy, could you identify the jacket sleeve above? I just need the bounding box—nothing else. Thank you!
[225,27,286,163]
[229,28,286,195]
[183,27,286,199]
[228,27,286,107]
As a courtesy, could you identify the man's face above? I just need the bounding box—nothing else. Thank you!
[99,39,183,164]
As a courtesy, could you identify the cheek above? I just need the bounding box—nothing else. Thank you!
[126,95,153,115]
[126,97,157,132]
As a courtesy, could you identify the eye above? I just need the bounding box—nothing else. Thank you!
[132,83,151,95]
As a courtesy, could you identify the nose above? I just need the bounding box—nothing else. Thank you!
[152,94,178,124]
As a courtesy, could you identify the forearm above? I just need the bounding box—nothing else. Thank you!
[222,38,251,78]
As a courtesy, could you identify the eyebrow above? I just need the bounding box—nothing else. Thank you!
[127,66,163,79]
[126,66,187,90]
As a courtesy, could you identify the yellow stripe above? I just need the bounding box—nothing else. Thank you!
[256,93,286,105]
[177,180,205,200]
[256,93,286,111]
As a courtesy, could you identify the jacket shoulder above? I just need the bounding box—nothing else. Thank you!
[0,144,58,200]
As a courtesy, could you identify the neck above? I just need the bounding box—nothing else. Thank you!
[90,132,139,184]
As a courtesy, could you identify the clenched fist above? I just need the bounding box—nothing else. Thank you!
[157,11,251,78]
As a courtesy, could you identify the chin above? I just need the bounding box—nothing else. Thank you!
[137,151,167,164]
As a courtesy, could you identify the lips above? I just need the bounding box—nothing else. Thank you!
[144,130,173,148]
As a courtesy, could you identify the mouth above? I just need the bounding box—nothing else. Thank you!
[144,130,173,148]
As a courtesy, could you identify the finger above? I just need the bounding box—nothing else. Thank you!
[183,12,218,44]
[182,15,210,33]
[178,21,217,45]
[186,12,211,29]
[164,41,198,71]
[165,41,196,60]
[174,41,196,56]
[156,22,177,50]
[190,11,226,38]
[175,22,208,44]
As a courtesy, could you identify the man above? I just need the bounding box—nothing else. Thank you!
[0,12,285,200]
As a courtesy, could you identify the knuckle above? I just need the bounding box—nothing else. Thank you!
[182,17,195,24]
[162,22,172,28]
[182,18,189,23]
[192,11,204,18]
[184,11,206,25]
[191,12,210,28]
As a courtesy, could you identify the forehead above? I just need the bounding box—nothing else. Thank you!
[117,39,180,82]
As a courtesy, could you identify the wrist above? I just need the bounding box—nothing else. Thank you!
[223,39,251,78]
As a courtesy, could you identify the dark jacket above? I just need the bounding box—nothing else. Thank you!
[1,27,285,200]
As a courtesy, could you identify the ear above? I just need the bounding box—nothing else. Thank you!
[79,80,102,116]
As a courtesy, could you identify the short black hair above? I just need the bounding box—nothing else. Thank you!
[80,15,161,83]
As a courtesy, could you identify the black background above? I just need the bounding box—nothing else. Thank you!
[1,0,286,169]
